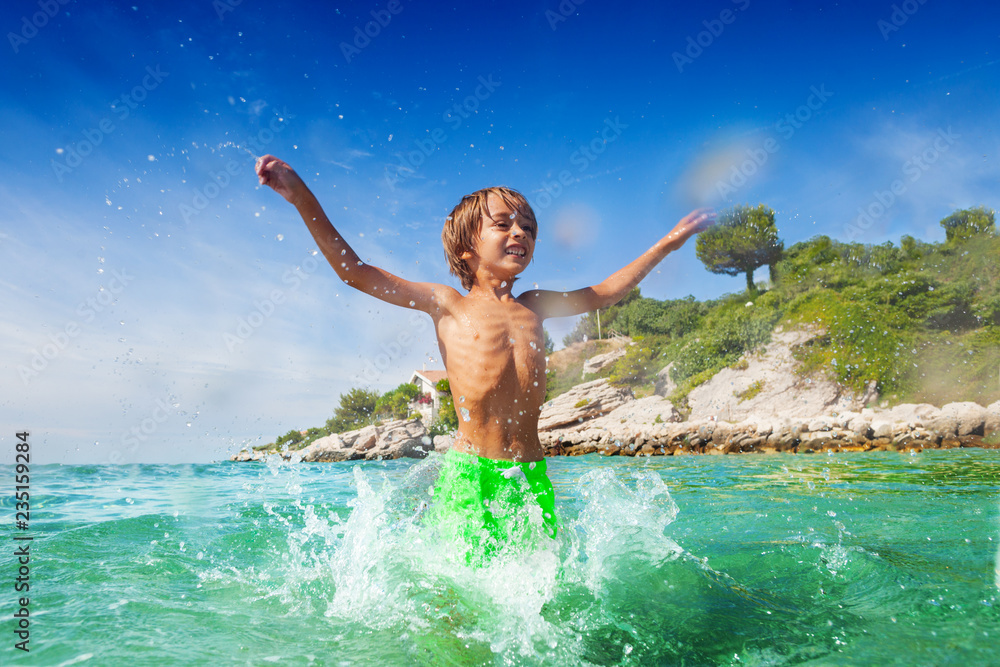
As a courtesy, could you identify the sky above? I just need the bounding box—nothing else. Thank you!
[2,0,998,464]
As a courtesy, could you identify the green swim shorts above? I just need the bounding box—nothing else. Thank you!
[427,449,557,565]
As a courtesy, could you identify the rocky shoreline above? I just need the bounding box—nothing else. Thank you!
[230,328,998,463]
[230,383,1000,462]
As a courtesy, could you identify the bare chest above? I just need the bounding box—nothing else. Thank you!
[438,300,546,394]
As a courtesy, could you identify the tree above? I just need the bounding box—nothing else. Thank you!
[940,206,996,244]
[696,204,783,292]
[374,382,420,420]
[543,328,555,355]
[274,428,304,450]
[562,287,642,345]
[435,378,459,431]
[325,387,380,433]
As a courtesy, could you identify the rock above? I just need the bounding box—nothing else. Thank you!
[537,379,634,430]
[362,419,430,460]
[582,345,629,378]
[231,448,265,462]
[926,414,959,437]
[847,415,872,438]
[870,420,894,440]
[654,362,677,397]
[253,419,434,463]
[880,403,940,427]
[807,417,833,432]
[939,402,987,437]
[433,434,454,454]
[986,401,1000,439]
[299,433,353,462]
[686,329,878,423]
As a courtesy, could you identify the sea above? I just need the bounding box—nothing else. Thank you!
[3,449,999,666]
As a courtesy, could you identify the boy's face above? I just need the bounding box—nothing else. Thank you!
[466,192,536,278]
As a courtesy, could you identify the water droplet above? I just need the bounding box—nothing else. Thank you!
[459,396,465,403]
[340,249,346,255]
[509,213,515,219]
[509,338,516,344]
[500,281,507,288]
[460,407,471,422]
[409,300,416,307]
[529,341,537,350]
[275,234,284,241]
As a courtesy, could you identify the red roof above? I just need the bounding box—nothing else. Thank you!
[412,369,448,385]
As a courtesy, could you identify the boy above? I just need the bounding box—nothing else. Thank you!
[255,154,714,562]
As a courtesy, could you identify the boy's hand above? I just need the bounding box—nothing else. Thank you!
[670,208,716,242]
[255,154,308,206]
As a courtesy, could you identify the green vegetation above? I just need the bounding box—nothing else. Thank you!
[374,383,421,421]
[434,378,460,433]
[573,398,591,408]
[325,387,381,434]
[736,379,765,402]
[554,205,999,411]
[696,204,784,293]
[258,381,452,454]
[257,205,998,453]
[940,206,995,245]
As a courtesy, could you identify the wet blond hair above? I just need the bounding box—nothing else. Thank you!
[442,186,537,290]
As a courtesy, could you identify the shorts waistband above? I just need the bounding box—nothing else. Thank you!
[444,448,547,475]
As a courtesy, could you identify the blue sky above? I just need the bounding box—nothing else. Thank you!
[2,0,998,463]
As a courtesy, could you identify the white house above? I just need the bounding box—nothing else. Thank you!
[408,369,449,424]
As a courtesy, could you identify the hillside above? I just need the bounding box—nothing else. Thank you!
[549,231,1000,412]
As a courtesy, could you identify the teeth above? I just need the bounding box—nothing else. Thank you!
[507,249,525,256]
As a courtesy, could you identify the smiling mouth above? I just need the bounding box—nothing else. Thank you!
[506,248,526,257]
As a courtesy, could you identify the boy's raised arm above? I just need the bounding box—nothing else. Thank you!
[522,208,715,320]
[256,155,453,313]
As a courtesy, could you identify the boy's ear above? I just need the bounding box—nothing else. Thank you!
[460,250,474,261]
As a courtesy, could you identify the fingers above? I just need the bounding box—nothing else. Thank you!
[255,154,281,177]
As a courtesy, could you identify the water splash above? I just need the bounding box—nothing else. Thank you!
[215,140,258,161]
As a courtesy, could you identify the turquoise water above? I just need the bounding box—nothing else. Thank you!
[3,450,999,666]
